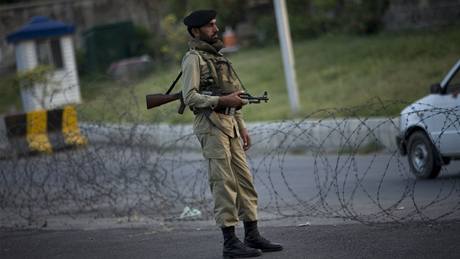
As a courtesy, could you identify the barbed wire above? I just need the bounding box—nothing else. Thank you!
[1,85,459,229]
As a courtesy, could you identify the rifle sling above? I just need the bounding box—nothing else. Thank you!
[166,71,183,94]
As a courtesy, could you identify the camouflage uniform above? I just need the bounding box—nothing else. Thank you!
[181,38,258,227]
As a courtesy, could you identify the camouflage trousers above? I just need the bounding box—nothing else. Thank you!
[197,127,258,227]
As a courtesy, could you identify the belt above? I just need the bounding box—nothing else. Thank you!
[193,107,237,115]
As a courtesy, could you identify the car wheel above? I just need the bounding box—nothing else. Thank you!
[407,131,441,179]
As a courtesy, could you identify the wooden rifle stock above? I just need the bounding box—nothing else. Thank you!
[146,72,185,114]
[146,92,182,109]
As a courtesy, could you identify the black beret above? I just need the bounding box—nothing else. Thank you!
[183,9,217,28]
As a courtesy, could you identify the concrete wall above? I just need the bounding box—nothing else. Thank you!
[76,117,401,155]
[15,40,36,71]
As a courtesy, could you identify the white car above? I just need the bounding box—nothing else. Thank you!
[397,59,460,179]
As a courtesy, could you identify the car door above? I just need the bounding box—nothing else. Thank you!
[430,61,460,156]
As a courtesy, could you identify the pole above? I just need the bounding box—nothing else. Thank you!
[273,0,300,114]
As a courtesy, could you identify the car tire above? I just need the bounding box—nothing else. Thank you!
[407,131,441,179]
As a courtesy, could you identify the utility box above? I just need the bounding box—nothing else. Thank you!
[82,21,136,73]
[6,16,82,112]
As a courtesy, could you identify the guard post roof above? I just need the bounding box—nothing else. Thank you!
[6,16,75,44]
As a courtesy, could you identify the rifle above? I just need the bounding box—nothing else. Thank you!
[145,72,186,114]
[210,91,269,116]
[239,91,269,103]
[146,88,269,114]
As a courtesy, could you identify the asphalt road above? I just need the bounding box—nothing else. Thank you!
[2,220,460,259]
[248,153,460,223]
[1,146,460,227]
[2,146,460,258]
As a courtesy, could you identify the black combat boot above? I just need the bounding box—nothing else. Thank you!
[222,226,262,258]
[244,221,283,252]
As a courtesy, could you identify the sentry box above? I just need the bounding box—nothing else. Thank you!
[6,16,82,112]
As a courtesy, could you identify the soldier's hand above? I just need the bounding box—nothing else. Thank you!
[218,91,248,108]
[240,128,251,151]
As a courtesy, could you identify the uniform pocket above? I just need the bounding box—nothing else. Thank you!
[196,131,228,159]
[215,60,233,84]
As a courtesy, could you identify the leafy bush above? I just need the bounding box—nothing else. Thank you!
[338,0,390,34]
[0,72,21,113]
[0,65,55,113]
[283,0,390,41]
[15,65,54,89]
[131,25,156,59]
[156,14,188,65]
[253,15,278,45]
[287,0,337,39]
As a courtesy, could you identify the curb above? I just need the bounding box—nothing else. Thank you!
[1,106,86,156]
[79,117,400,153]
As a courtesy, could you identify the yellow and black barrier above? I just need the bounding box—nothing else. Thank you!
[4,106,87,154]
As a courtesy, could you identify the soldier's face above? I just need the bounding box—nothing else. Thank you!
[198,19,219,43]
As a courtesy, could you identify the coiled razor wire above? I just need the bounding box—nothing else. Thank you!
[1,93,459,228]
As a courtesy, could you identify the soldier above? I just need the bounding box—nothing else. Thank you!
[181,9,283,258]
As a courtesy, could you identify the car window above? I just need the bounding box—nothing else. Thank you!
[446,68,460,94]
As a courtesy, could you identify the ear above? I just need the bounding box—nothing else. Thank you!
[191,27,200,38]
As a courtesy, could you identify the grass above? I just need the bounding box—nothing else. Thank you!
[1,26,459,124]
[0,74,22,114]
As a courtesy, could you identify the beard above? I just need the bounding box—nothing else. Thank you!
[199,31,224,51]
[199,31,219,44]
